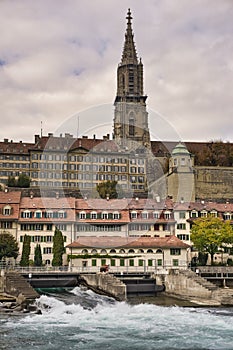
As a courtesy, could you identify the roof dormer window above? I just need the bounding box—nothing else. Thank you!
[131,211,137,219]
[164,211,171,219]
[79,211,86,220]
[113,211,120,220]
[141,211,148,219]
[34,210,42,218]
[224,212,231,221]
[200,210,207,218]
[90,211,97,220]
[22,210,32,218]
[3,205,12,216]
[101,212,108,220]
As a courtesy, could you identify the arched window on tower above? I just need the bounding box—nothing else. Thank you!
[122,74,125,94]
[129,115,135,136]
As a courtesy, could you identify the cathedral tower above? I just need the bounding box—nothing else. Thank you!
[113,9,150,149]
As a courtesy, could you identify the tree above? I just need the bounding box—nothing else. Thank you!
[17,174,30,188]
[34,244,42,267]
[52,228,64,266]
[0,233,19,261]
[191,217,233,265]
[7,176,17,187]
[20,235,31,266]
[96,180,118,199]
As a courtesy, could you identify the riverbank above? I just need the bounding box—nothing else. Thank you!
[0,292,41,314]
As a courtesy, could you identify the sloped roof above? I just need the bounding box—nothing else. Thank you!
[66,235,189,249]
[33,136,119,153]
[0,191,21,204]
[0,141,33,154]
[0,191,21,220]
[20,196,76,209]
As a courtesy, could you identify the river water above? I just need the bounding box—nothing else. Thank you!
[1,287,233,350]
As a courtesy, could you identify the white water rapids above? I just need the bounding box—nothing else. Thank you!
[1,287,233,350]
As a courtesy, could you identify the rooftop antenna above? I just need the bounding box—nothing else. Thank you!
[40,121,43,137]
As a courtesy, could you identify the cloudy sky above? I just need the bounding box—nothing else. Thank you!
[0,0,233,143]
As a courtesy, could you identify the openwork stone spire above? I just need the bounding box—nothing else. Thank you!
[114,9,151,150]
[121,9,138,65]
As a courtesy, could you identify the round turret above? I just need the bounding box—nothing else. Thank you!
[171,143,190,156]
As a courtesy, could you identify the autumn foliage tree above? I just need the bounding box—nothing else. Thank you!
[191,217,233,265]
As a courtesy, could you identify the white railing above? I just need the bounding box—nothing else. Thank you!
[0,261,188,274]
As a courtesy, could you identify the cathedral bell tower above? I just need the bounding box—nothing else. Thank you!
[113,9,150,149]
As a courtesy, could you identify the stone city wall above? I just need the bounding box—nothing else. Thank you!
[195,166,233,201]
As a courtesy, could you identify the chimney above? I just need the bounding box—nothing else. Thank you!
[4,138,8,143]
[34,135,40,143]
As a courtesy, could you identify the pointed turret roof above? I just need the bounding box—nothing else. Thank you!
[121,9,138,65]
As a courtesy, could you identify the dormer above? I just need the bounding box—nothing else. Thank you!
[3,205,12,216]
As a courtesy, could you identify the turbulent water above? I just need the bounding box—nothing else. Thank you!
[1,287,233,350]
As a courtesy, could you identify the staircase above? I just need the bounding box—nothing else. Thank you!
[5,272,39,300]
[180,269,219,292]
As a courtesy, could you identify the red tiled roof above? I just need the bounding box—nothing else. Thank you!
[32,136,119,153]
[0,191,21,220]
[0,141,34,154]
[20,196,76,209]
[66,235,189,249]
[75,198,131,210]
[0,191,21,204]
[75,198,173,211]
[19,196,76,222]
[188,202,233,212]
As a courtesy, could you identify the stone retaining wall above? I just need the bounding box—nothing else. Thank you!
[81,273,126,301]
[155,270,221,305]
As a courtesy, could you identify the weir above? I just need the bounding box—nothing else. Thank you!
[19,271,164,300]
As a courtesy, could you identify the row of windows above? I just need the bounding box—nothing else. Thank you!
[0,171,29,177]
[21,153,145,165]
[0,155,29,161]
[19,235,67,243]
[130,211,172,220]
[0,221,12,229]
[129,223,172,232]
[21,210,67,219]
[0,163,29,168]
[79,248,163,254]
[90,258,179,267]
[190,211,233,220]
[177,223,186,230]
[20,224,53,231]
[177,234,190,241]
[78,248,180,257]
[76,224,122,232]
[78,212,121,220]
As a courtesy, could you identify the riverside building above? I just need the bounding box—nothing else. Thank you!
[0,191,233,268]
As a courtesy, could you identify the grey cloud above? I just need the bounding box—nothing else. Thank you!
[0,0,232,142]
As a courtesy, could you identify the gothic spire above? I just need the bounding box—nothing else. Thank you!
[121,9,138,65]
